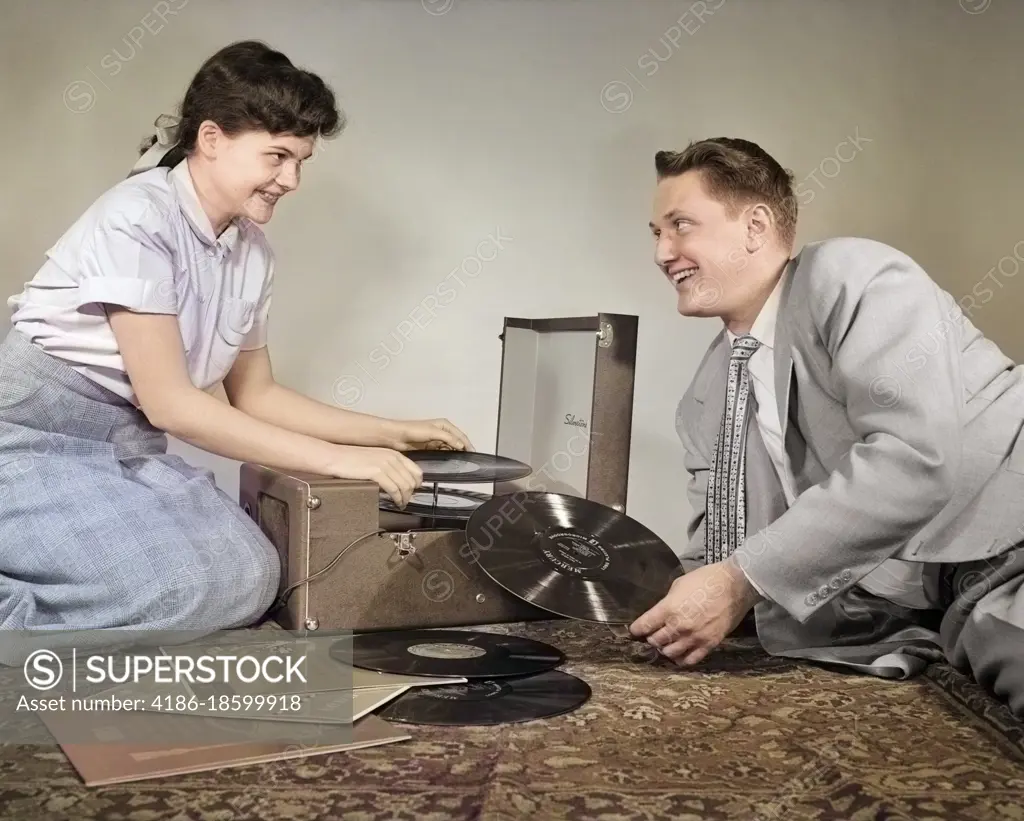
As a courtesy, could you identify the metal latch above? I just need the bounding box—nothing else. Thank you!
[597,321,613,348]
[390,532,417,557]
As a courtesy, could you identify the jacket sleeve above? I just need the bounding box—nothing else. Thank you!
[732,239,962,623]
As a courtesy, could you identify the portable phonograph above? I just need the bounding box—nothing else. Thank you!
[239,312,684,636]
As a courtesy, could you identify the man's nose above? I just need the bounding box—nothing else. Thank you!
[655,237,677,268]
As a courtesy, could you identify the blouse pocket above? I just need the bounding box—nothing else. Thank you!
[215,297,257,348]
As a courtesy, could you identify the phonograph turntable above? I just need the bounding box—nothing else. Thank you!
[239,313,681,635]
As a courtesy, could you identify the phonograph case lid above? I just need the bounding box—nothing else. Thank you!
[492,313,637,513]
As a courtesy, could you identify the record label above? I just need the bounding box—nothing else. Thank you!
[418,681,508,702]
[412,458,482,475]
[421,492,479,509]
[378,486,491,521]
[541,530,611,576]
[402,450,533,483]
[396,490,483,509]
[338,629,565,679]
[406,643,488,660]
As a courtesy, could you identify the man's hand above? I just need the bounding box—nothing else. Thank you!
[628,558,762,665]
[389,418,475,453]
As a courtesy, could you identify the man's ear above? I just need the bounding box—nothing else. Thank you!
[745,204,773,253]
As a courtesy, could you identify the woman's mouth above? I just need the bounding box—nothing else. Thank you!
[256,190,281,204]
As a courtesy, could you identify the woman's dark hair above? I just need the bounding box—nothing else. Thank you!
[140,40,344,165]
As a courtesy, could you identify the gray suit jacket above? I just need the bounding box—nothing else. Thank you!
[675,237,1024,667]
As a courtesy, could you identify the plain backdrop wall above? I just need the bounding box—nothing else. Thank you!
[2,0,1022,557]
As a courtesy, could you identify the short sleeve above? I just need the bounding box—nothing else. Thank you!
[75,197,179,315]
[240,251,274,351]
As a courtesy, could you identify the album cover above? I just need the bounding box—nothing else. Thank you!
[90,671,462,725]
[40,710,410,786]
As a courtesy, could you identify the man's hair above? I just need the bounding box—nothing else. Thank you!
[140,40,344,163]
[655,138,798,248]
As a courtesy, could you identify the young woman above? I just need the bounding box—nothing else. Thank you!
[0,41,471,636]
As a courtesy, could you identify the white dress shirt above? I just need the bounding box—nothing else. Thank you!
[726,271,931,609]
[725,274,795,506]
[7,160,274,407]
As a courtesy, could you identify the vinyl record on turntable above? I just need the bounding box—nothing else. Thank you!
[402,450,533,483]
[464,492,684,625]
[378,486,490,520]
[377,669,591,726]
[333,629,565,678]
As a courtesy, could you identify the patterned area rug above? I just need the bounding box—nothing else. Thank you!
[1,619,1023,820]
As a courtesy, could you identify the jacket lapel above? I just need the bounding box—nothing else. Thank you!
[695,334,730,446]
[771,254,827,492]
[773,256,799,448]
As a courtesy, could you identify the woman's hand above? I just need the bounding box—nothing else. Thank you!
[322,445,423,508]
[389,418,475,452]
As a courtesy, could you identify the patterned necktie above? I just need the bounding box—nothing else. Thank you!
[705,334,761,565]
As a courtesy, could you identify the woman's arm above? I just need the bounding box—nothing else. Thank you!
[222,347,403,448]
[222,346,473,452]
[107,310,422,504]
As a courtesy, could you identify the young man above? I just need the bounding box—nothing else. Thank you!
[630,137,1024,718]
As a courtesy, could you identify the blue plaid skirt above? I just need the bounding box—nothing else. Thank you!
[0,328,279,636]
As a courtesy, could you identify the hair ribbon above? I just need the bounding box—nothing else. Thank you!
[128,114,182,177]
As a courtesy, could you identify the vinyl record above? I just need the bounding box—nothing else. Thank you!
[402,450,533,483]
[377,669,591,726]
[464,491,684,625]
[334,630,565,678]
[378,486,490,520]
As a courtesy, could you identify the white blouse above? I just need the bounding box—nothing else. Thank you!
[6,159,274,406]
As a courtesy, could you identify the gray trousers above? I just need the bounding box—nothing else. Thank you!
[760,547,1024,721]
[939,548,1024,718]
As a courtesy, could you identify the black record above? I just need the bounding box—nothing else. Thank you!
[402,450,533,483]
[378,486,490,520]
[377,669,591,726]
[464,492,683,625]
[334,629,565,678]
